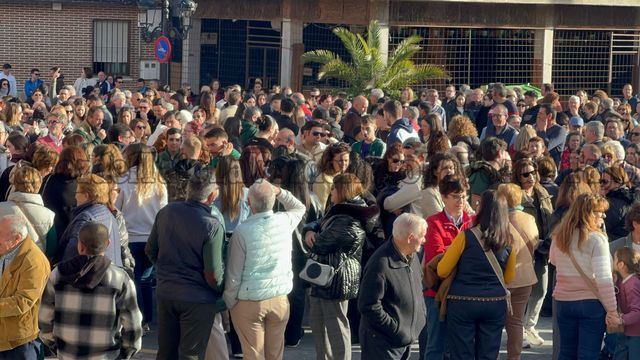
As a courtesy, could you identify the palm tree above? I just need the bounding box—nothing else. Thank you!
[301,21,447,97]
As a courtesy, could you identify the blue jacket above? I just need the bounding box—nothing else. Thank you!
[60,203,123,267]
[24,78,44,98]
[387,118,419,146]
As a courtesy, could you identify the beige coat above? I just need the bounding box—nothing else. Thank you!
[507,210,539,289]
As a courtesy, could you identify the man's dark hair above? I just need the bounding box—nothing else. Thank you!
[31,68,40,74]
[107,123,130,144]
[538,103,556,120]
[86,94,102,103]
[227,91,241,106]
[243,106,262,121]
[479,137,507,162]
[114,76,123,83]
[79,221,110,255]
[137,78,145,83]
[281,98,295,114]
[270,93,283,103]
[204,127,228,140]
[301,120,323,133]
[383,100,402,120]
[166,127,181,137]
[626,203,640,232]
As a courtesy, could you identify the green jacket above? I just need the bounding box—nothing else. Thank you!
[73,121,102,146]
[240,120,258,146]
[351,138,386,159]
[156,150,181,175]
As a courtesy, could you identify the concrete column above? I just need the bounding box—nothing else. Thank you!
[370,0,390,64]
[181,18,201,91]
[534,28,554,86]
[280,19,303,89]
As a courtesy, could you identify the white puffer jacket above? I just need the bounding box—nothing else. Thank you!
[0,192,55,251]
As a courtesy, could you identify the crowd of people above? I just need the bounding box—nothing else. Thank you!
[2,59,640,360]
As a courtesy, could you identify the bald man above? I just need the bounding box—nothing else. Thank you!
[342,95,369,143]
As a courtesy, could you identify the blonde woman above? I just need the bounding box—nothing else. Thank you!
[513,124,537,153]
[117,143,168,329]
[550,193,616,359]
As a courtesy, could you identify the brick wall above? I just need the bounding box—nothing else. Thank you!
[0,1,156,99]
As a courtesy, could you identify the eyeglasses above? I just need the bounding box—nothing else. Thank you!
[603,153,613,159]
[390,158,405,164]
[34,73,40,77]
[312,131,327,137]
[33,93,43,97]
[116,80,123,84]
[47,120,60,126]
[520,171,536,178]
[135,125,146,130]
[631,132,640,136]
[65,109,73,114]
[600,179,610,185]
[446,193,466,201]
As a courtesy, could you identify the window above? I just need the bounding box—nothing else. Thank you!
[93,20,129,76]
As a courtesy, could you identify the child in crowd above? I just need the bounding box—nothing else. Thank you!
[609,247,640,359]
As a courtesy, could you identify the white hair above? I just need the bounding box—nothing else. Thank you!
[177,109,193,125]
[248,179,275,213]
[4,214,28,240]
[569,95,581,105]
[604,140,625,161]
[392,213,427,241]
[370,88,384,99]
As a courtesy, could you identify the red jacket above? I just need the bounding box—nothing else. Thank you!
[423,210,473,297]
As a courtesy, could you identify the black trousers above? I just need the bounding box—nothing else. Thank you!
[284,254,308,345]
[359,327,412,360]
[157,297,217,360]
[446,299,506,360]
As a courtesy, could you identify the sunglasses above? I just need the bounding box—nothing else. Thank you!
[34,73,40,77]
[65,110,73,114]
[47,120,60,125]
[135,125,146,130]
[390,158,405,164]
[632,132,640,136]
[600,179,610,185]
[312,131,327,137]
[520,171,536,178]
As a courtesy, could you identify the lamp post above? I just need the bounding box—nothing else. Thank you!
[138,0,198,86]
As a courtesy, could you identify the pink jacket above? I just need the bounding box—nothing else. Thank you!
[618,275,640,336]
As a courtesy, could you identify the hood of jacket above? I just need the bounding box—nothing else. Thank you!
[326,195,380,233]
[391,118,414,133]
[7,191,45,206]
[57,255,111,290]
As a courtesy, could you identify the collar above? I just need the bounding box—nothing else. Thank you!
[47,133,63,146]
[389,240,411,268]
[444,208,463,228]
[246,210,274,221]
[0,242,22,268]
[623,274,635,284]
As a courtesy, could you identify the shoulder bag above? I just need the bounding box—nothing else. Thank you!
[470,226,513,315]
[566,248,624,334]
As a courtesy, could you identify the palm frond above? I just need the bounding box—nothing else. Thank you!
[386,35,422,69]
[366,20,381,51]
[301,50,340,65]
[332,27,366,67]
[317,59,358,82]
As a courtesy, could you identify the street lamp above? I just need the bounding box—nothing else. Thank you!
[138,0,197,43]
[170,0,198,40]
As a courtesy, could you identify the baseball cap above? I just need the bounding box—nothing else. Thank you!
[2,63,11,69]
[570,116,584,127]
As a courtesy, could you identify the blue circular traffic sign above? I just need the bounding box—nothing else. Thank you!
[154,36,172,64]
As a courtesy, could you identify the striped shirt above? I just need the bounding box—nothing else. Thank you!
[550,230,617,312]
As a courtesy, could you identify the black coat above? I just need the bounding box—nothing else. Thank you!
[605,187,637,240]
[358,240,426,349]
[303,196,379,300]
[41,173,78,241]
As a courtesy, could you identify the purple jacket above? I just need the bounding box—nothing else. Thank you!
[618,275,640,336]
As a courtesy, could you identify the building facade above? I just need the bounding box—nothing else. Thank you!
[1,0,639,98]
